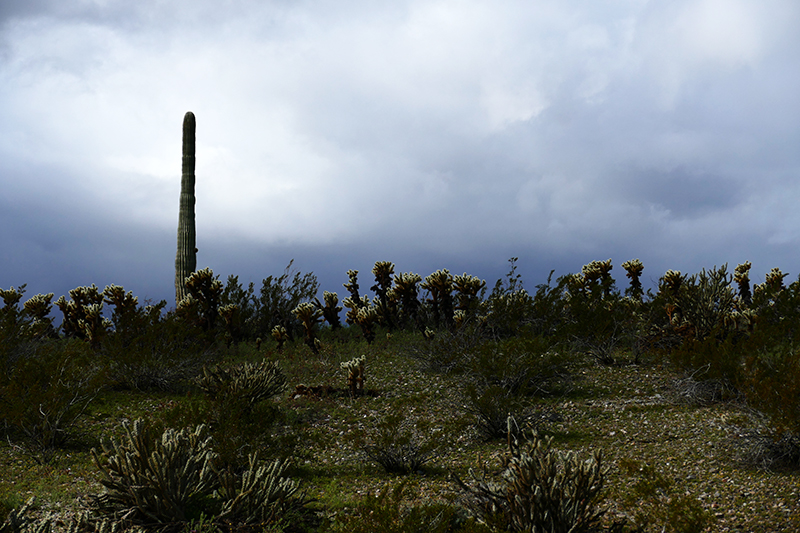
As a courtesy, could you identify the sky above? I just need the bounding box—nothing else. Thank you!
[1,0,800,310]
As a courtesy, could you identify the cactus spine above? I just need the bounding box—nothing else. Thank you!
[175,111,197,305]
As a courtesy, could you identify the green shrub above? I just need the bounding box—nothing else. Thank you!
[359,400,438,475]
[92,420,218,525]
[196,360,287,412]
[92,419,307,531]
[1,338,102,462]
[454,419,614,533]
[101,312,213,392]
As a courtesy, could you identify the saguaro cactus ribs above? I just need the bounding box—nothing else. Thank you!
[175,111,197,305]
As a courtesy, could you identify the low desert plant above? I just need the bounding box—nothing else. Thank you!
[454,417,614,533]
[359,403,437,475]
[196,360,287,412]
[1,338,102,462]
[91,420,218,525]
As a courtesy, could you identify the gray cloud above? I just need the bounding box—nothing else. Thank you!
[1,0,800,306]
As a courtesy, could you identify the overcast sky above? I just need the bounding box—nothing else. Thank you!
[2,0,799,309]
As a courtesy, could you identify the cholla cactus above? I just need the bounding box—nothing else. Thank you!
[175,111,197,306]
[216,454,304,525]
[341,355,366,397]
[55,285,108,344]
[355,304,379,344]
[181,267,223,331]
[453,273,485,316]
[314,291,342,329]
[393,272,422,329]
[91,420,217,525]
[218,303,240,345]
[371,261,396,329]
[421,269,454,329]
[22,292,55,339]
[621,259,644,301]
[733,262,752,307]
[271,325,289,351]
[581,259,614,298]
[454,417,608,533]
[293,301,322,353]
[196,361,287,410]
[103,284,139,334]
[660,270,684,299]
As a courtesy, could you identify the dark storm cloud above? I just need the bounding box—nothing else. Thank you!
[2,0,800,307]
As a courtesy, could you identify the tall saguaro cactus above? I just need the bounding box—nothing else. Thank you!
[175,111,197,305]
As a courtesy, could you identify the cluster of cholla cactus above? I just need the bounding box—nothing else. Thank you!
[753,267,789,306]
[293,302,322,353]
[215,454,305,525]
[621,259,644,301]
[177,267,223,331]
[342,270,379,342]
[454,417,608,533]
[92,420,217,524]
[341,355,366,398]
[578,258,614,299]
[55,285,112,348]
[22,292,56,339]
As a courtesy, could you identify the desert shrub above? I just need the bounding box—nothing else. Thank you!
[91,419,307,530]
[618,458,712,533]
[92,420,218,525]
[0,338,102,462]
[101,312,214,392]
[741,342,800,447]
[359,400,438,475]
[667,332,745,400]
[196,360,287,412]
[328,481,491,533]
[158,361,293,469]
[454,419,615,533]
[462,384,528,441]
[405,324,484,374]
[215,454,308,527]
[253,260,319,342]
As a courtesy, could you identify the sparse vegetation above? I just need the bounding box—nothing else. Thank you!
[2,257,800,532]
